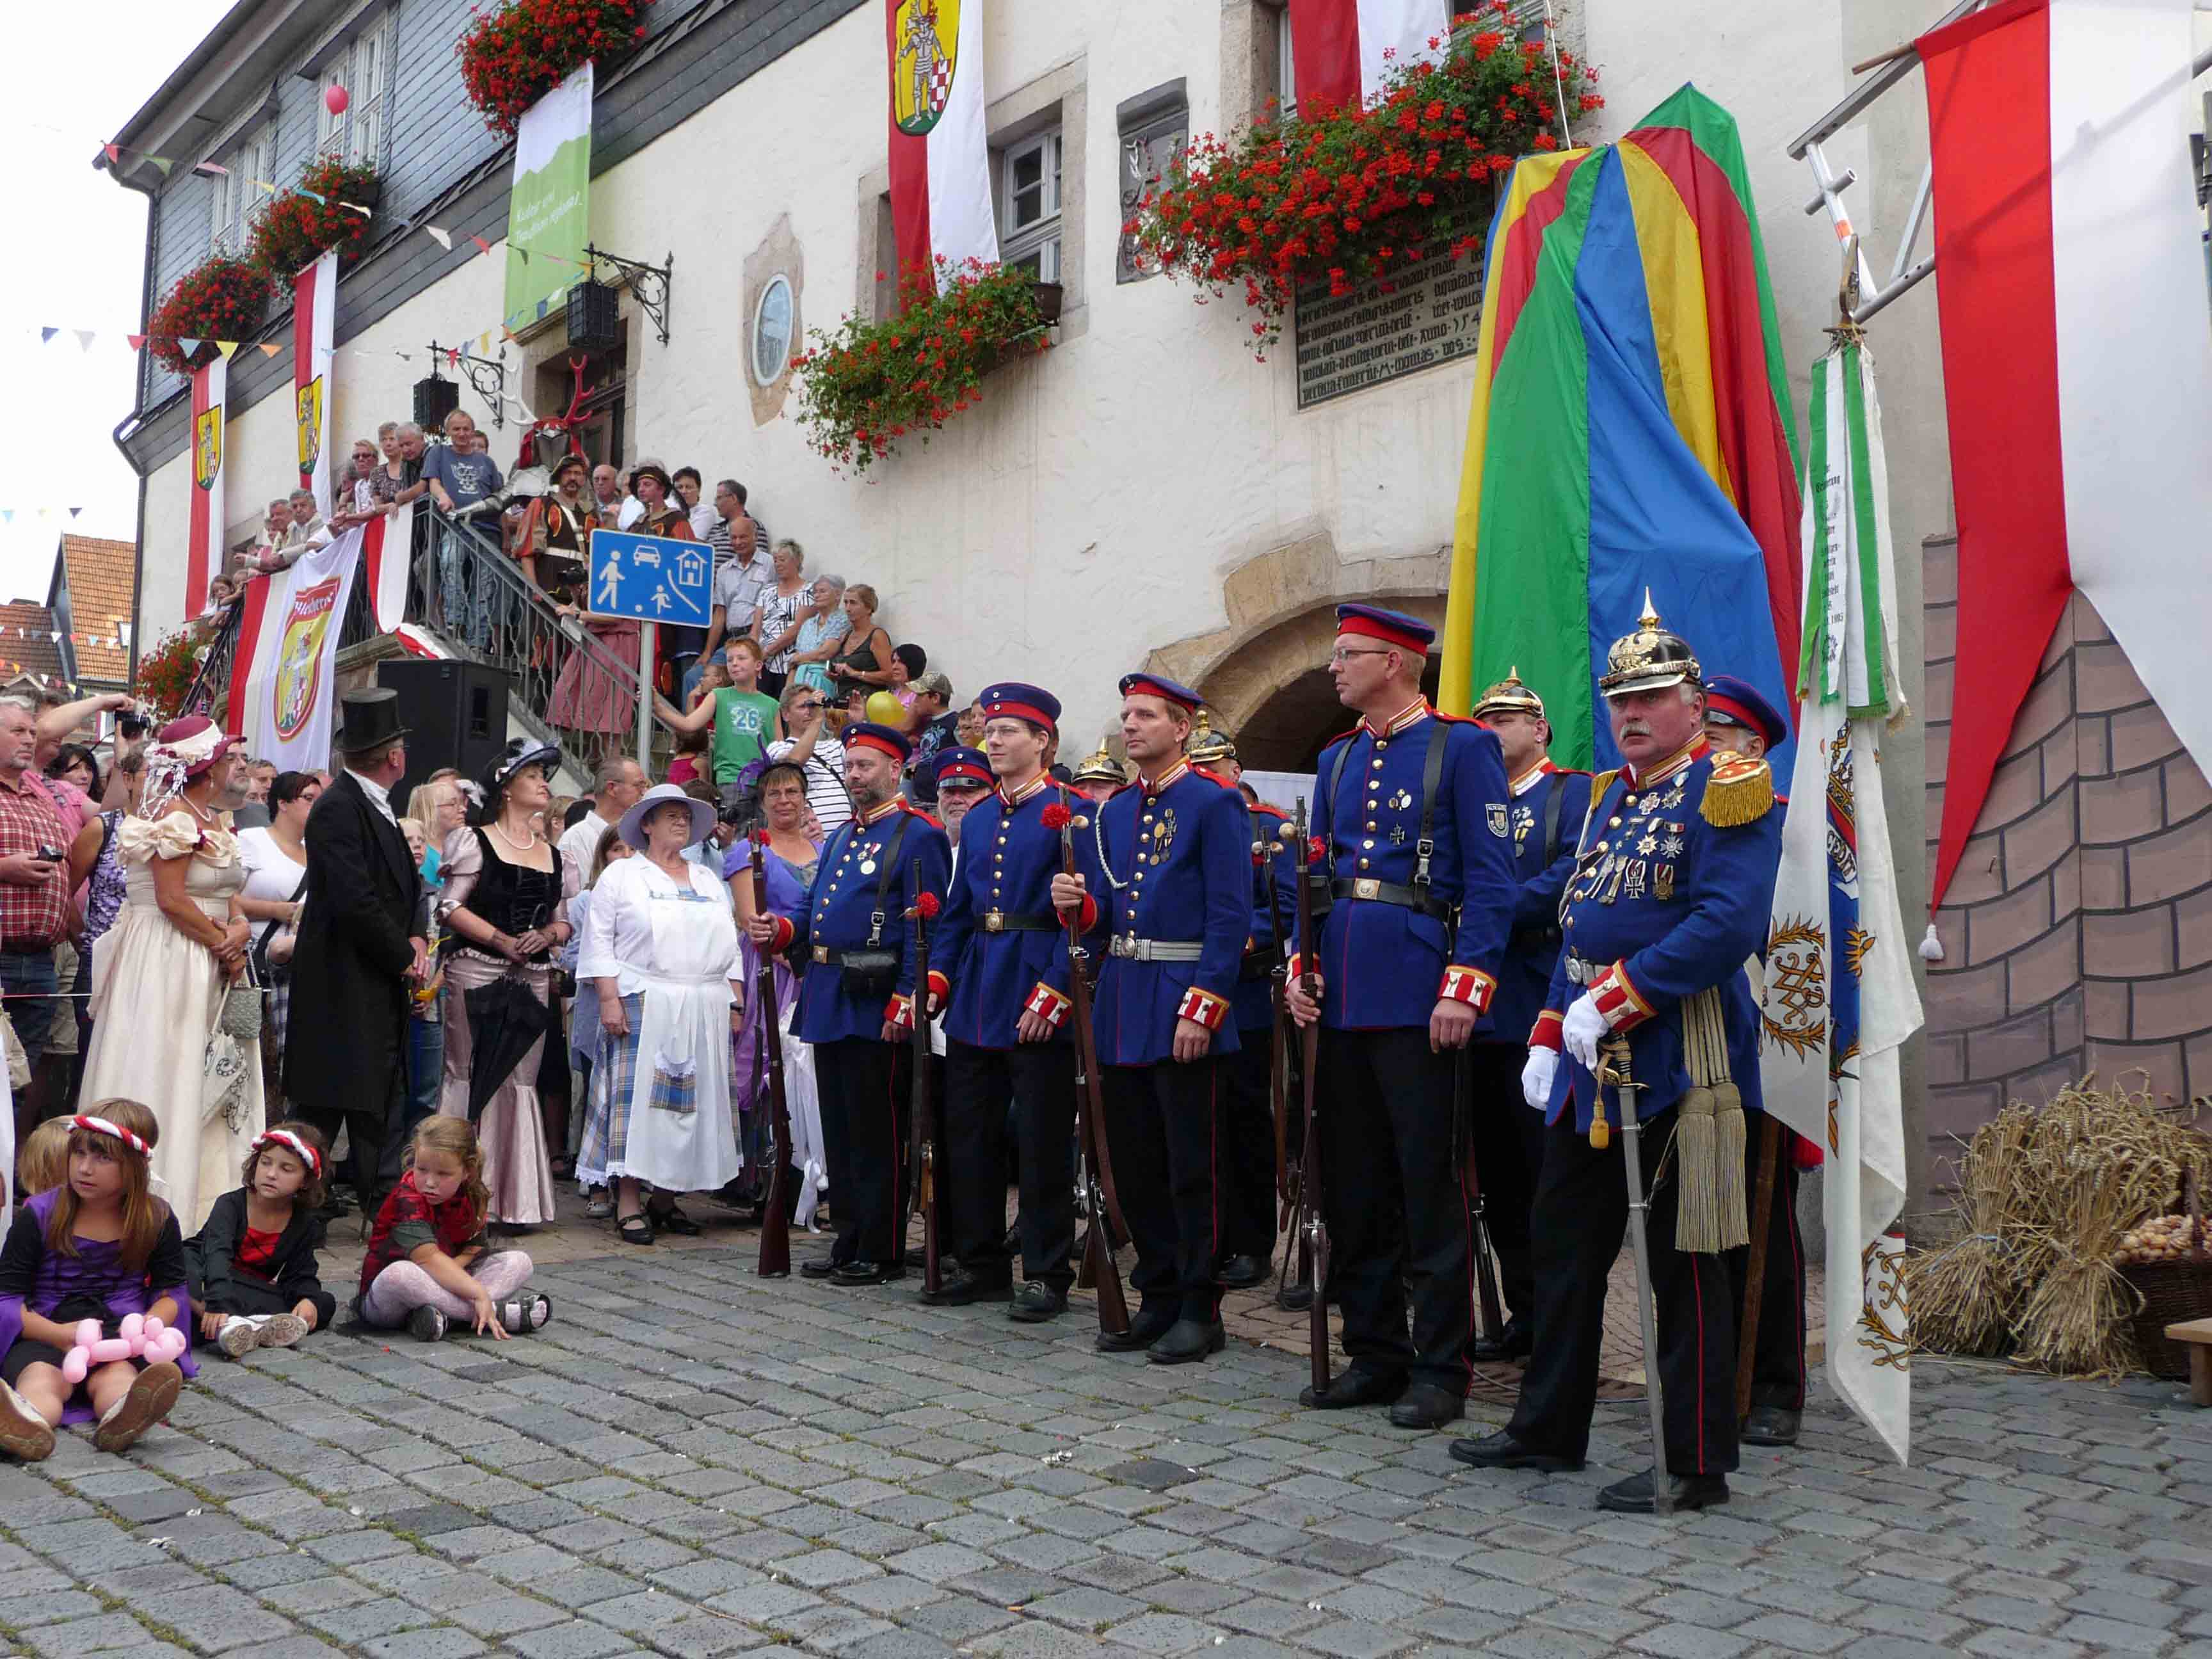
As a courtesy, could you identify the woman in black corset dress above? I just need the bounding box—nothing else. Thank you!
[437,741,579,1227]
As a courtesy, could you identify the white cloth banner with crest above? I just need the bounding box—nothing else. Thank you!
[1759,339,1920,1464]
[224,524,364,771]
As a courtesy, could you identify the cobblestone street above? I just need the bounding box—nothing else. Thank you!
[1,1231,2207,1659]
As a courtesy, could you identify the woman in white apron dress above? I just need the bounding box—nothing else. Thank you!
[575,786,747,1245]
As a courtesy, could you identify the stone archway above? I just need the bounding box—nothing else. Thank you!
[1141,533,1448,774]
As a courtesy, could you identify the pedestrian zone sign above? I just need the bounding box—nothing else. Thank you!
[586,528,711,625]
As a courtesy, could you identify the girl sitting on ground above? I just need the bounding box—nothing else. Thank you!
[0,1102,193,1462]
[357,1116,549,1342]
[185,1123,339,1359]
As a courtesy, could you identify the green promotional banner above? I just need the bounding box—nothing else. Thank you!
[504,63,593,330]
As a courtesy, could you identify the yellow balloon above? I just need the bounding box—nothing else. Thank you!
[865,690,906,727]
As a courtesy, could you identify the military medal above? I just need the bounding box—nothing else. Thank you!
[1655,863,1676,900]
[1623,861,1647,900]
[859,858,877,874]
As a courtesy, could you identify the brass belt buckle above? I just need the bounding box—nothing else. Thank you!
[983,910,1004,933]
[812,945,830,965]
[1353,878,1381,901]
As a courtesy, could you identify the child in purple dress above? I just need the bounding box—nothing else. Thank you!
[0,1102,195,1462]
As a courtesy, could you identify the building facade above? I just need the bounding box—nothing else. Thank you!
[101,0,2210,1210]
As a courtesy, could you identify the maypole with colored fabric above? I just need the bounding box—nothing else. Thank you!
[886,0,998,292]
[185,355,227,623]
[1758,336,1918,1465]
[293,250,336,518]
[1439,86,1801,770]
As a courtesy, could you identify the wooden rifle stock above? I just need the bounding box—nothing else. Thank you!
[1455,1048,1505,1345]
[1292,798,1329,1396]
[751,834,794,1279]
[1057,797,1129,1336]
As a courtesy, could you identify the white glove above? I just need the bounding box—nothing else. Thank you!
[1520,1047,1558,1110]
[1562,992,1607,1070]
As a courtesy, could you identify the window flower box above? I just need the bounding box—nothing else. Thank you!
[148,258,275,375]
[460,0,646,139]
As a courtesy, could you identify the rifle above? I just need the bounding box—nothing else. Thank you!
[750,833,793,1279]
[1048,794,1130,1336]
[1290,798,1329,1395]
[907,889,942,1297]
[1456,1049,1505,1348]
[1261,817,1294,1226]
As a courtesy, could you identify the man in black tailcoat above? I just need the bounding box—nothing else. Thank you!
[284,690,426,1215]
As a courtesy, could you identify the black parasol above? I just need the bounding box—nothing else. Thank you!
[463,974,554,1121]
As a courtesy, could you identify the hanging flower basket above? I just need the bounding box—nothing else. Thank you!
[249,157,381,278]
[134,629,205,721]
[148,258,275,376]
[1124,1,1603,355]
[792,259,1057,475]
[459,0,647,138]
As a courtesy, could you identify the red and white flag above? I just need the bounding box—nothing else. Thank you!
[363,498,417,632]
[1286,0,1450,111]
[185,356,226,623]
[1919,0,2212,910]
[886,0,998,291]
[226,515,387,769]
[293,250,337,518]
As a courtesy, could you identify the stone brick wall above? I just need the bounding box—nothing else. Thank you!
[1921,535,2212,1176]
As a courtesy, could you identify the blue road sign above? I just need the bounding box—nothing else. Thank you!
[586,528,712,625]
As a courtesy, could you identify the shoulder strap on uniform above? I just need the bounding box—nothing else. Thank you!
[1541,769,1568,867]
[1413,716,1450,888]
[1324,735,1356,881]
[865,814,912,945]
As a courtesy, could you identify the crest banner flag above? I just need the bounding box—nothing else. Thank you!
[886,0,997,291]
[185,356,226,623]
[1759,339,1919,1464]
[293,250,337,517]
[225,517,377,769]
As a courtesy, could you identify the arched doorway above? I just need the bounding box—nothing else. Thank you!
[1237,653,1445,774]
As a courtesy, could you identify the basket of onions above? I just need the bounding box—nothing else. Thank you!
[2113,1171,2211,1377]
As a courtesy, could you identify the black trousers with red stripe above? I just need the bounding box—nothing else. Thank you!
[1317,1027,1475,1396]
[1509,1107,1740,1475]
[1729,1127,1807,1411]
[813,1036,910,1269]
[1100,1058,1221,1324]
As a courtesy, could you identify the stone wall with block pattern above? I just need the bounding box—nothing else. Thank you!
[1920,535,2212,1177]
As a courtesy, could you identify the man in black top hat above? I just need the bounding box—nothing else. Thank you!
[285,690,427,1216]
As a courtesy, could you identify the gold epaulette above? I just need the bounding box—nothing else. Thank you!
[1700,752,1774,828]
[1591,768,1619,803]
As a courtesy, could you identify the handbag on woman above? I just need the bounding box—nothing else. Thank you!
[205,959,262,1134]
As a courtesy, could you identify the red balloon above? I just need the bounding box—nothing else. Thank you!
[325,83,349,116]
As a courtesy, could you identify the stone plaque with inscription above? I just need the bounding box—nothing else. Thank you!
[1292,253,1485,410]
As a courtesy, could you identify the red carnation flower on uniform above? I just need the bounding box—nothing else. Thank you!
[1039,803,1072,831]
[914,891,942,920]
[1307,836,1327,864]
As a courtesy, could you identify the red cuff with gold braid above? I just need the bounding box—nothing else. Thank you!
[1528,1009,1564,1052]
[1077,895,1098,933]
[924,970,949,1014]
[1176,986,1229,1032]
[769,915,794,952]
[1590,961,1655,1032]
[885,993,916,1031]
[1437,964,1496,1015]
[1025,982,1071,1030]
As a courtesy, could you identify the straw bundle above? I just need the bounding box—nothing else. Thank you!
[1905,1077,2211,1377]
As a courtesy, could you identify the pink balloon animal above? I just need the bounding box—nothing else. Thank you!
[59,1313,186,1385]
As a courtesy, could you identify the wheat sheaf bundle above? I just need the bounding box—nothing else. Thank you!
[1906,1077,2210,1377]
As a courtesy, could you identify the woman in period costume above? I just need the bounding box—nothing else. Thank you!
[436,741,577,1228]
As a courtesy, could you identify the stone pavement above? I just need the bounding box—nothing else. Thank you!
[2,1235,2208,1659]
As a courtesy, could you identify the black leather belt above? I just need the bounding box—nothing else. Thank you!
[981,910,1057,933]
[1238,952,1281,984]
[1329,876,1454,922]
[1511,927,1563,951]
[810,944,886,967]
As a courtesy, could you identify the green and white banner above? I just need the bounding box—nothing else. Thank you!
[504,63,593,331]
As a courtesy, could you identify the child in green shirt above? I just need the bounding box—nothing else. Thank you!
[655,638,781,803]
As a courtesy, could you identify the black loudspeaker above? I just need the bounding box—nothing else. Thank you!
[412,374,460,431]
[376,658,512,819]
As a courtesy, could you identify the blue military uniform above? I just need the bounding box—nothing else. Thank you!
[1218,781,1301,1278]
[1461,669,1591,1360]
[929,692,1085,1311]
[1295,607,1516,1417]
[1493,603,1783,1503]
[785,723,951,1281]
[1067,674,1251,1355]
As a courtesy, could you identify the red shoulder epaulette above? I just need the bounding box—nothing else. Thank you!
[900,802,945,831]
[1249,801,1288,820]
[1193,764,1238,789]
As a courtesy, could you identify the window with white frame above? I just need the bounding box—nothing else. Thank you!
[998,131,1062,284]
[1278,11,1299,122]
[316,15,391,168]
[207,123,274,257]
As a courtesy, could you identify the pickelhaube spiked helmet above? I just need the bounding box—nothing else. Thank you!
[1598,591,1701,697]
[1472,666,1546,721]
[1185,711,1238,767]
[1070,748,1130,787]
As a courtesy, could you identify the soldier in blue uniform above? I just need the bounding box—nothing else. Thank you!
[1050,673,1251,1364]
[764,721,951,1286]
[928,685,1082,1322]
[1703,671,1809,1450]
[1464,669,1591,1364]
[1282,605,1517,1429]
[1189,720,1299,1288]
[1452,602,1783,1512]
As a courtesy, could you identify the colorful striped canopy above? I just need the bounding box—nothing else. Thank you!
[1439,86,1804,775]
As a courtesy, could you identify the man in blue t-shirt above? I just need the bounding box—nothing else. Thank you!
[421,410,504,650]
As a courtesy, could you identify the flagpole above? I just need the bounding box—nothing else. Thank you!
[636,621,655,769]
